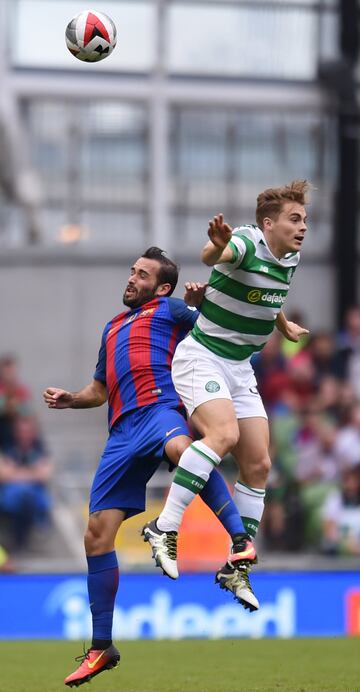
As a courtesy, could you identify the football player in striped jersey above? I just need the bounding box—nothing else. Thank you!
[144,181,310,599]
[44,247,257,687]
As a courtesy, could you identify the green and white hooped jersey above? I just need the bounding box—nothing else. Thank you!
[191,224,300,361]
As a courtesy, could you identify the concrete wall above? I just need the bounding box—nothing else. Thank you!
[0,254,336,471]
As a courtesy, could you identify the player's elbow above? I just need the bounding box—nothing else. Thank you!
[201,251,215,266]
[96,394,107,407]
[92,380,107,407]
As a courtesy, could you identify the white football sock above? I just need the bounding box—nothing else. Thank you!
[157,440,221,532]
[233,481,266,538]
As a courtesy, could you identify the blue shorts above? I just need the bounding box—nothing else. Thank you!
[89,404,190,518]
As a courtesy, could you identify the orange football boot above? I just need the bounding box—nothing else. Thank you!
[64,645,120,687]
[215,535,259,611]
[229,536,257,565]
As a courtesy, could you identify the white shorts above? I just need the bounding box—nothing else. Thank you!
[172,335,267,420]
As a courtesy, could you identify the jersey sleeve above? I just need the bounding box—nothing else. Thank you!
[167,297,199,330]
[218,227,247,267]
[93,324,110,384]
[230,225,259,268]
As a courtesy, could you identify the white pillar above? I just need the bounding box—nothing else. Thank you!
[149,0,171,253]
[0,0,42,244]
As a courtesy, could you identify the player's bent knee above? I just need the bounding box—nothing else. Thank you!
[165,435,192,466]
[206,426,239,457]
[84,525,100,553]
[84,530,113,556]
[84,520,113,555]
[242,455,271,486]
[263,455,272,476]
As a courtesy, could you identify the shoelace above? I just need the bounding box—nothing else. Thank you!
[234,566,254,593]
[74,646,91,664]
[164,532,178,560]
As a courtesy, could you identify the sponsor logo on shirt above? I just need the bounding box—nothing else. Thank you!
[247,290,285,305]
[247,290,262,303]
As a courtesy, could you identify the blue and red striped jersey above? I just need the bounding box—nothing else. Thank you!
[94,296,198,429]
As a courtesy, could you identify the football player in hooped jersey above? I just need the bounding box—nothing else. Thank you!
[144,181,310,594]
[43,247,258,688]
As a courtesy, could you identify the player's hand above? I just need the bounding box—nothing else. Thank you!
[282,321,309,343]
[43,387,74,409]
[208,213,233,249]
[184,282,208,307]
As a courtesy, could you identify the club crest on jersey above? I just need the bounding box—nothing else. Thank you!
[205,381,221,393]
[125,307,155,324]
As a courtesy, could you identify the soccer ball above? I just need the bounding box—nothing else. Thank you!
[65,9,117,62]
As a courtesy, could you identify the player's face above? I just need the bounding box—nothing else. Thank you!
[123,257,164,308]
[263,202,307,257]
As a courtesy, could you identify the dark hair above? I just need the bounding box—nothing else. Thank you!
[141,247,178,296]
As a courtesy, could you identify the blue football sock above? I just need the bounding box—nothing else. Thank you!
[87,550,119,645]
[200,468,246,538]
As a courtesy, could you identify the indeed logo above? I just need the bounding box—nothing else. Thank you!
[46,582,296,640]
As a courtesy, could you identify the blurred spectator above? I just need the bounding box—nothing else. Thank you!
[0,354,32,450]
[262,480,305,552]
[253,331,290,410]
[295,412,338,485]
[280,310,309,359]
[0,415,52,550]
[281,310,309,358]
[321,464,360,556]
[312,375,342,420]
[306,331,341,386]
[335,382,357,426]
[262,389,306,551]
[286,351,316,409]
[334,402,360,469]
[294,412,339,546]
[270,389,302,480]
[254,330,317,414]
[255,309,360,556]
[335,306,360,393]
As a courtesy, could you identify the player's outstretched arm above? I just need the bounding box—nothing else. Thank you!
[202,213,234,266]
[43,379,107,410]
[276,310,310,343]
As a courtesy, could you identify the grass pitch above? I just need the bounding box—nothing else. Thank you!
[0,638,359,692]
